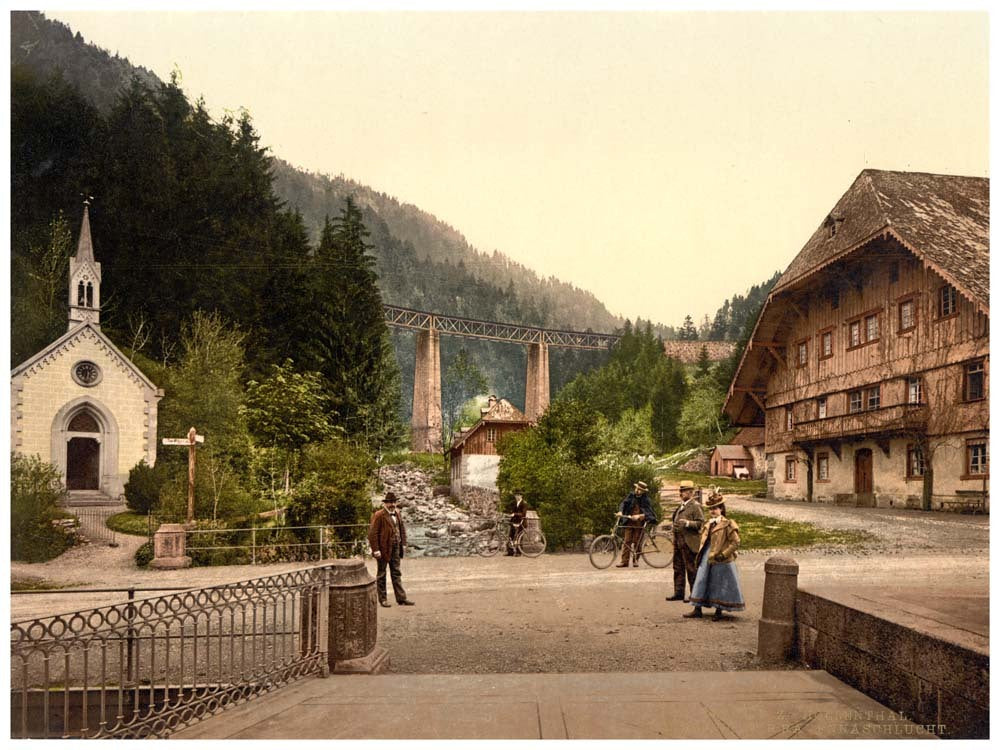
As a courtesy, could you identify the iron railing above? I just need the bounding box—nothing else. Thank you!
[10,564,334,739]
[184,523,370,565]
[67,507,119,547]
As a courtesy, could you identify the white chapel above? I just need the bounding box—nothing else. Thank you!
[10,204,163,502]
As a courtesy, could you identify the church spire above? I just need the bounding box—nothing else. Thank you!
[68,199,102,330]
[75,199,95,262]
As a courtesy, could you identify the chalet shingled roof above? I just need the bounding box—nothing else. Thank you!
[773,170,989,309]
[723,169,989,427]
[479,397,529,424]
[730,427,764,447]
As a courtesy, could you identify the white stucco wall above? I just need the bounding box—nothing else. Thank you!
[12,327,159,497]
[463,454,502,491]
[769,432,989,511]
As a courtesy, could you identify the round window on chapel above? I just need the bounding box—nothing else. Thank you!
[72,360,102,387]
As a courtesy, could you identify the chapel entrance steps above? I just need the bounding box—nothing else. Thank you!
[63,490,119,507]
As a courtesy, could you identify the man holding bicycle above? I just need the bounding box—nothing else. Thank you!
[615,481,657,567]
[506,494,529,556]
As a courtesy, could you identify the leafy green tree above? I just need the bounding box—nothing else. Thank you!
[156,311,252,521]
[677,380,729,447]
[442,348,489,454]
[286,439,377,549]
[650,360,687,452]
[11,453,73,562]
[243,359,339,494]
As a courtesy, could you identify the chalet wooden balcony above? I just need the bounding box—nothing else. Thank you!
[792,403,929,446]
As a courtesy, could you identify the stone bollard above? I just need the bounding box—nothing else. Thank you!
[150,523,191,569]
[302,559,389,675]
[757,556,799,663]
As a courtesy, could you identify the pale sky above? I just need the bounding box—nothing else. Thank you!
[47,10,989,329]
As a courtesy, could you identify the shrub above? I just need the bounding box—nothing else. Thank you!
[287,439,375,545]
[124,460,167,514]
[134,541,154,568]
[11,453,74,562]
[497,405,661,551]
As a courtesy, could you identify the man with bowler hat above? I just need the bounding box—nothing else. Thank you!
[368,492,415,607]
[665,480,703,601]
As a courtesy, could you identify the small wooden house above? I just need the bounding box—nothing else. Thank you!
[450,396,532,501]
[710,444,754,479]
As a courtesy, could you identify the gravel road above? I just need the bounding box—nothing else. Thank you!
[11,500,989,674]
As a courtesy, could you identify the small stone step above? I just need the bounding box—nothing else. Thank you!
[63,491,121,507]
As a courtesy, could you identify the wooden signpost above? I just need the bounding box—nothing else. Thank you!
[162,427,205,525]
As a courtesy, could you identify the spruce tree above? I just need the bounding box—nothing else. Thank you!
[298,197,403,448]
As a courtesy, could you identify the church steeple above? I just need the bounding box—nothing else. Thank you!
[68,200,102,330]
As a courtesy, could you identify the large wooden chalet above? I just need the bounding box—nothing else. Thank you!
[724,170,988,512]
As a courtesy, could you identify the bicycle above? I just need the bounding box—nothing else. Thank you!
[588,518,671,569]
[477,515,547,558]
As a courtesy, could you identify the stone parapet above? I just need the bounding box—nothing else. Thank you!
[796,585,988,739]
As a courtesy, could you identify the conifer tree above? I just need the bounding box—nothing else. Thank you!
[298,197,403,448]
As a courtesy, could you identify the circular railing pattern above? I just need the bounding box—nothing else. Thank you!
[11,564,334,738]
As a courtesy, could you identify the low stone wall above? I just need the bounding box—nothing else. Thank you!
[661,340,736,363]
[796,587,989,739]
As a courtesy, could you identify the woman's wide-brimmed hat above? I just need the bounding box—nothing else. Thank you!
[704,487,725,509]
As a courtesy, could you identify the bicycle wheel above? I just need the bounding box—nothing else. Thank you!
[518,528,547,558]
[478,530,504,557]
[640,531,672,568]
[588,535,619,569]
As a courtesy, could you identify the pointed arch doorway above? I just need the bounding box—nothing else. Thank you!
[51,398,121,500]
[66,410,101,490]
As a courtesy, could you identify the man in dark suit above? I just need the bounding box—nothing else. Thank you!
[615,481,657,567]
[367,492,415,608]
[665,480,704,601]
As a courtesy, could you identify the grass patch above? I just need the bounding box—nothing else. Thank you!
[381,451,449,485]
[105,511,154,537]
[11,578,83,592]
[729,511,872,550]
[658,469,766,495]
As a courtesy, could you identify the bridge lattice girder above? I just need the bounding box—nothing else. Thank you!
[383,304,619,350]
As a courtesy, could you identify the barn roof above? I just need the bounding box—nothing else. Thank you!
[713,445,752,460]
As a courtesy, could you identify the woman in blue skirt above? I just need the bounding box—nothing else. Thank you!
[684,490,745,621]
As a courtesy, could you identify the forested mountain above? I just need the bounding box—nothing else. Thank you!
[707,271,782,341]
[10,11,773,420]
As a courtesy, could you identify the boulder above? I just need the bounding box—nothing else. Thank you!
[448,522,470,534]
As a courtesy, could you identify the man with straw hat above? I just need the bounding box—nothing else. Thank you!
[615,480,657,567]
[665,480,703,601]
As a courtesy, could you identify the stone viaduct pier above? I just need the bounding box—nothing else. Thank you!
[383,305,620,452]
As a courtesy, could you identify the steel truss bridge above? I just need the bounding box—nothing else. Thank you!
[383,304,620,350]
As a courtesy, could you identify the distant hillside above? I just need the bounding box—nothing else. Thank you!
[12,10,625,335]
[271,161,624,331]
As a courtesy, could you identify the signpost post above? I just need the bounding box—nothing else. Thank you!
[162,427,205,525]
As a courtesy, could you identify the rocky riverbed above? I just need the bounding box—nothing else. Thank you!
[378,464,498,557]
